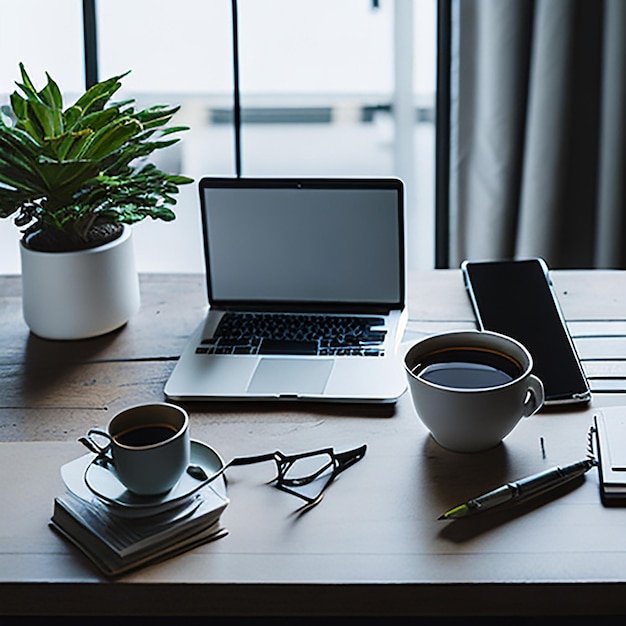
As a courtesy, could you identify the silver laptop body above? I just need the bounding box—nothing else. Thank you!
[164,177,407,403]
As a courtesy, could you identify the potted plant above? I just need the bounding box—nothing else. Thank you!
[0,63,192,339]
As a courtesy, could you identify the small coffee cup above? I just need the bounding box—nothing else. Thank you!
[80,402,190,495]
[404,330,544,453]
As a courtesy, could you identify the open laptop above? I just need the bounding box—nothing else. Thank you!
[164,177,407,403]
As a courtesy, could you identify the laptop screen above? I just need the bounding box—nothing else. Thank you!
[200,178,405,310]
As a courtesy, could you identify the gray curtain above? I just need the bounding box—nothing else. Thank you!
[448,0,626,268]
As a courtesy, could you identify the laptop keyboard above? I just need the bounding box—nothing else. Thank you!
[195,312,387,356]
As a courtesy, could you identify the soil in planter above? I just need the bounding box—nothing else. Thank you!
[23,223,124,253]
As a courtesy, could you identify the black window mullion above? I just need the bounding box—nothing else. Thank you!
[82,0,99,89]
[435,0,451,268]
[231,0,242,177]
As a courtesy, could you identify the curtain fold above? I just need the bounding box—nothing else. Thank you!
[448,0,626,268]
[595,0,626,267]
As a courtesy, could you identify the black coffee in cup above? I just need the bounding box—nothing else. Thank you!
[412,347,523,389]
[114,423,178,448]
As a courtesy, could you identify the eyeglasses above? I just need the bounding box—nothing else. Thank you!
[188,443,367,511]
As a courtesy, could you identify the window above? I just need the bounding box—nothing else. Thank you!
[0,0,84,274]
[0,0,436,274]
[0,0,84,92]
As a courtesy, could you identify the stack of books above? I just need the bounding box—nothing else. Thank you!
[49,443,229,576]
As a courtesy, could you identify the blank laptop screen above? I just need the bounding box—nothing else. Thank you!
[201,180,404,307]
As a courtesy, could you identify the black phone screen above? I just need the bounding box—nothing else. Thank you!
[461,258,591,405]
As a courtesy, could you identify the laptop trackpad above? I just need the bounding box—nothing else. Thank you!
[247,358,334,396]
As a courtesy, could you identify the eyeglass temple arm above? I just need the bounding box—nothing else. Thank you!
[334,444,367,473]
[229,452,280,467]
[186,453,277,490]
[227,444,366,476]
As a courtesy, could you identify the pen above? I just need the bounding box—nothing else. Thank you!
[438,458,595,520]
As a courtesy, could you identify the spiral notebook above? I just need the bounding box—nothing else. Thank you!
[594,407,626,502]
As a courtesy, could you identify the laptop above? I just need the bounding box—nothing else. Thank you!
[164,177,408,403]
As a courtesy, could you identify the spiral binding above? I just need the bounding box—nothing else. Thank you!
[586,422,599,466]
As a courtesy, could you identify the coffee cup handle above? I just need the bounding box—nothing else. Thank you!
[78,427,113,458]
[522,374,545,417]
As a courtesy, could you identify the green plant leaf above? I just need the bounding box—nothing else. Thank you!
[9,92,27,122]
[0,125,39,156]
[0,190,21,218]
[76,117,143,160]
[17,63,46,105]
[72,71,130,116]
[63,105,83,129]
[54,129,93,161]
[36,160,100,195]
[40,72,63,111]
[0,159,42,193]
[0,133,48,190]
[28,99,63,139]
[10,92,45,142]
[74,106,121,132]
[166,174,194,185]
[159,125,190,136]
[135,105,180,128]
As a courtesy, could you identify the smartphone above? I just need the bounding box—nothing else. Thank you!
[461,258,591,405]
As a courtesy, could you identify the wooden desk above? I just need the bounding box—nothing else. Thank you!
[2,270,626,617]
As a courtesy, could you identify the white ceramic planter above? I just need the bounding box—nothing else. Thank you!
[20,225,140,340]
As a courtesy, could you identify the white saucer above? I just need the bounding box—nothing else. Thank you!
[61,440,226,514]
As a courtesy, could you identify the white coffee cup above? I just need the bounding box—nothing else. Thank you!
[404,330,544,453]
[80,402,190,495]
